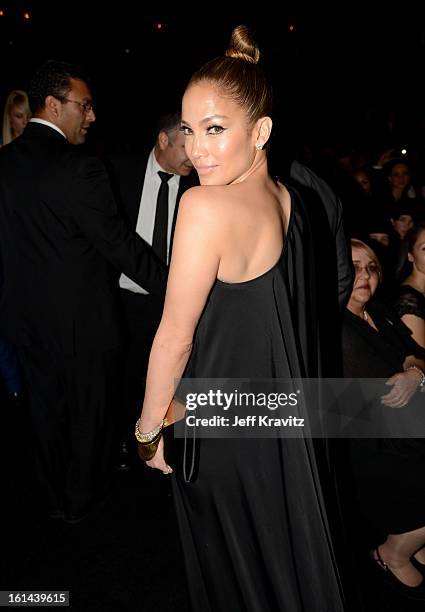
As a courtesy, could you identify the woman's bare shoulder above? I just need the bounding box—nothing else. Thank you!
[179,185,234,220]
[172,186,233,264]
[181,184,232,203]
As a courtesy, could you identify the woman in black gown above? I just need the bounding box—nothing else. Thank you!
[136,25,347,611]
[393,221,425,349]
[343,239,425,597]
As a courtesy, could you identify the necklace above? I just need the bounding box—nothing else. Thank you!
[363,309,368,321]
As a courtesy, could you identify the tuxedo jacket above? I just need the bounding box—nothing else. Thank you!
[106,148,199,263]
[0,123,168,355]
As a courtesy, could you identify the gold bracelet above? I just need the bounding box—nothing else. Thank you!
[134,418,164,444]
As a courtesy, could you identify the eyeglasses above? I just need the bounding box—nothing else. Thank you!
[353,262,379,276]
[58,97,95,114]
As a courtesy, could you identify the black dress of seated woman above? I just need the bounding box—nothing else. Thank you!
[342,238,425,600]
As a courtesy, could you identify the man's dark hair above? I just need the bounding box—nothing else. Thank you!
[28,60,90,113]
[157,112,181,136]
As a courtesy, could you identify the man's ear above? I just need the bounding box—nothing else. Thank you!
[44,95,62,119]
[158,130,169,151]
[254,116,272,148]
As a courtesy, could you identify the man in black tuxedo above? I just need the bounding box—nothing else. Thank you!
[0,60,167,522]
[107,114,198,462]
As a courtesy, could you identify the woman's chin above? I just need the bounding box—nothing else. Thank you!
[355,288,372,302]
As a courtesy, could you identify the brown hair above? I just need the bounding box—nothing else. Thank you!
[351,238,383,282]
[396,220,425,281]
[187,25,272,126]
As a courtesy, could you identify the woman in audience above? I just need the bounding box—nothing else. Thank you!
[353,168,372,196]
[385,159,417,202]
[343,239,425,599]
[394,221,425,348]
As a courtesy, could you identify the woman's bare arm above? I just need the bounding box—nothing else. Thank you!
[138,187,221,434]
[401,314,425,349]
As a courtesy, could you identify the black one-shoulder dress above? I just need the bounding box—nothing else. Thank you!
[171,188,346,612]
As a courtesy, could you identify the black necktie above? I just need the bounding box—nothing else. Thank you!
[152,171,173,263]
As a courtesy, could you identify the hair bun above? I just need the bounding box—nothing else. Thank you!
[225,25,260,64]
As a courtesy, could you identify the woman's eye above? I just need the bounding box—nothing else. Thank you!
[180,126,192,136]
[207,125,225,135]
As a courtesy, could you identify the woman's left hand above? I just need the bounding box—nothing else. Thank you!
[138,436,173,474]
[381,370,422,407]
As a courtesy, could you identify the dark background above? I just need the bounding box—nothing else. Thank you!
[1,4,425,151]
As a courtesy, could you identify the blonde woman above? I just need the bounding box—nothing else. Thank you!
[0,90,30,395]
[136,24,346,612]
[2,90,30,145]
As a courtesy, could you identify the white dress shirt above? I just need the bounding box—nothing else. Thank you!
[119,149,180,294]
